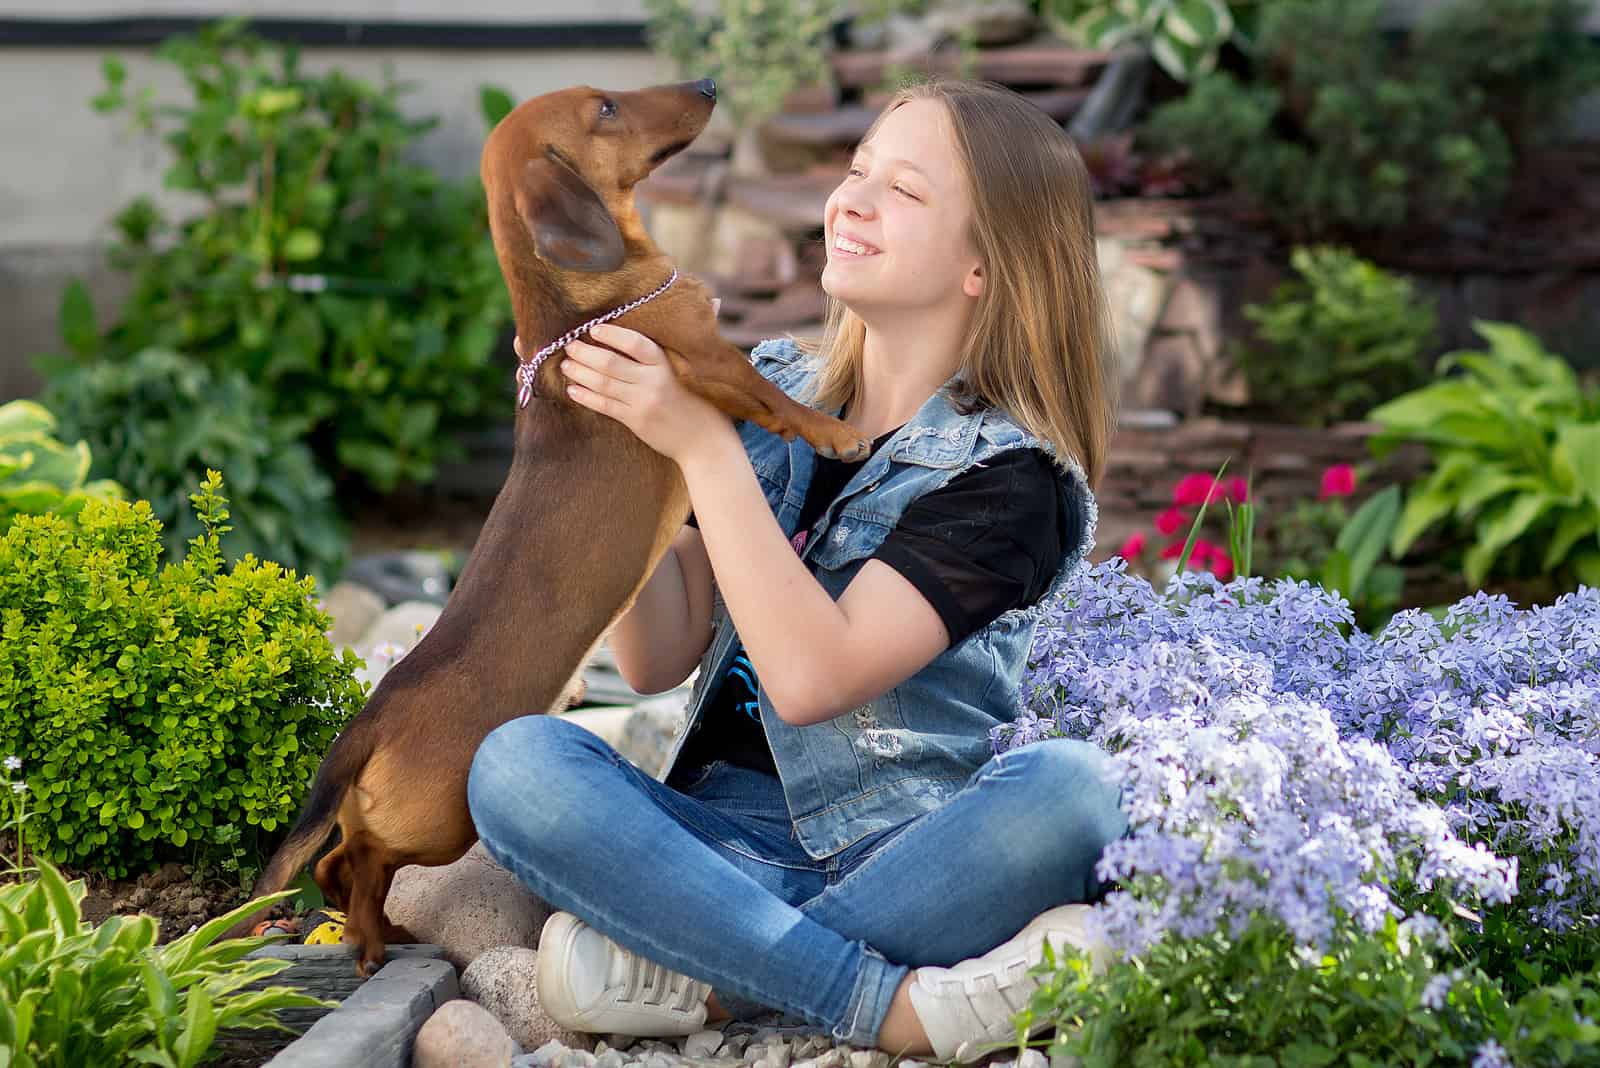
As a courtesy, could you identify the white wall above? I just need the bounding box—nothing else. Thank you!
[0,1,657,22]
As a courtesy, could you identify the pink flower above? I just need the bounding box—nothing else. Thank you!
[1159,539,1186,560]
[1189,539,1218,566]
[1319,464,1357,499]
[1226,476,1250,504]
[1118,531,1147,558]
[1155,507,1190,536]
[1173,473,1226,507]
[1212,552,1235,582]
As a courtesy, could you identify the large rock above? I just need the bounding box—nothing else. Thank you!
[358,599,444,654]
[352,600,444,689]
[617,695,690,778]
[319,581,386,650]
[385,840,554,971]
[414,997,519,1068]
[462,945,596,1053]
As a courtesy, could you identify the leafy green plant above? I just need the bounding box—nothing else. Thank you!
[1366,320,1600,590]
[644,0,843,144]
[1043,0,1257,84]
[644,0,923,169]
[40,346,346,587]
[75,18,511,493]
[1142,0,1600,240]
[0,856,331,1068]
[0,471,366,878]
[1012,910,1600,1068]
[0,400,125,531]
[1228,245,1437,428]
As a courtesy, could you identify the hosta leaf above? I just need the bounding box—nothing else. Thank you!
[0,400,56,438]
[174,986,217,1068]
[1150,33,1201,82]
[1452,469,1539,519]
[1368,380,1492,438]
[1390,454,1477,556]
[1541,509,1596,573]
[1465,491,1558,586]
[1573,547,1600,587]
[1560,424,1600,508]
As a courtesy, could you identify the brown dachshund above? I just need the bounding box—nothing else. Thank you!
[227,79,873,976]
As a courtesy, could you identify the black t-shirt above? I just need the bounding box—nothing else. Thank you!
[670,428,1082,780]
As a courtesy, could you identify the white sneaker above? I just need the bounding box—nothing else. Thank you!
[535,911,712,1036]
[906,904,1110,1063]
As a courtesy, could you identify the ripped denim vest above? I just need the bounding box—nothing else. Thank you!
[656,337,1099,859]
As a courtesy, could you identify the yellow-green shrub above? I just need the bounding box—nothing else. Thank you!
[0,471,365,877]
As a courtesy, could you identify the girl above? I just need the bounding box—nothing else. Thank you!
[467,78,1128,1062]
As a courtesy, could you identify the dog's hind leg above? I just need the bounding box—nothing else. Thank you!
[341,838,392,978]
[314,840,355,913]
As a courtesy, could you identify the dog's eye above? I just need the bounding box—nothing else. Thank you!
[599,98,618,119]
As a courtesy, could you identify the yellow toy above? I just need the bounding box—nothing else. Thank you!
[302,908,348,945]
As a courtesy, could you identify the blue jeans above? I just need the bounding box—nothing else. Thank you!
[467,715,1129,1048]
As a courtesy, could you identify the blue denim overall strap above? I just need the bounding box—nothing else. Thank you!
[657,338,1100,859]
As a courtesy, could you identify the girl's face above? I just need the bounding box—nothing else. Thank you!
[820,98,984,316]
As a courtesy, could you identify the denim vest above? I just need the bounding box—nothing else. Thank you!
[656,338,1100,859]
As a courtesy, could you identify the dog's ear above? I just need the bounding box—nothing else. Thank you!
[515,151,626,273]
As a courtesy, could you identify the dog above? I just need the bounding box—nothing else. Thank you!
[227,79,874,977]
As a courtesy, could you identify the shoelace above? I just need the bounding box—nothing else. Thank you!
[619,953,702,1014]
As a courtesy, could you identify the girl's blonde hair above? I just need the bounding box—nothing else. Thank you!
[797,78,1118,490]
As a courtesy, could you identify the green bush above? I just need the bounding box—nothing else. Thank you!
[0,857,330,1068]
[1142,0,1600,240]
[0,472,366,879]
[77,18,511,492]
[40,346,347,588]
[1016,911,1600,1068]
[1367,320,1600,590]
[0,400,125,531]
[1228,245,1436,428]
[1043,0,1253,84]
[645,0,845,136]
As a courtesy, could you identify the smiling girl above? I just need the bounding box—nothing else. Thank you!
[467,78,1127,1061]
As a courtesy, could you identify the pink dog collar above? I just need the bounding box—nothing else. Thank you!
[515,268,680,408]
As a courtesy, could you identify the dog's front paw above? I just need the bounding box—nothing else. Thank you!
[817,433,873,462]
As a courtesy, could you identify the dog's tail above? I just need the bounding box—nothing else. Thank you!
[224,718,377,941]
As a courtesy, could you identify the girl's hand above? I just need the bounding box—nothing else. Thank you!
[523,319,733,467]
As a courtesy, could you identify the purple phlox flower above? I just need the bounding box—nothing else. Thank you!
[1470,1038,1514,1068]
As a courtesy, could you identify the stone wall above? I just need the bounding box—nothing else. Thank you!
[1091,415,1433,565]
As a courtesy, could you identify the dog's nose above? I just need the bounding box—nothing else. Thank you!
[695,78,717,101]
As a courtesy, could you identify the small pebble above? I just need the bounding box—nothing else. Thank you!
[722,1035,753,1058]
[684,1030,725,1058]
[1020,1050,1047,1068]
[557,1050,598,1068]
[596,1050,628,1068]
[813,1049,845,1068]
[847,1052,887,1068]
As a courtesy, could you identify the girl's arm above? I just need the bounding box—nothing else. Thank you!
[682,427,950,727]
[607,523,716,694]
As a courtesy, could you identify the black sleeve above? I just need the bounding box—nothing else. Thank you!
[871,449,1081,646]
